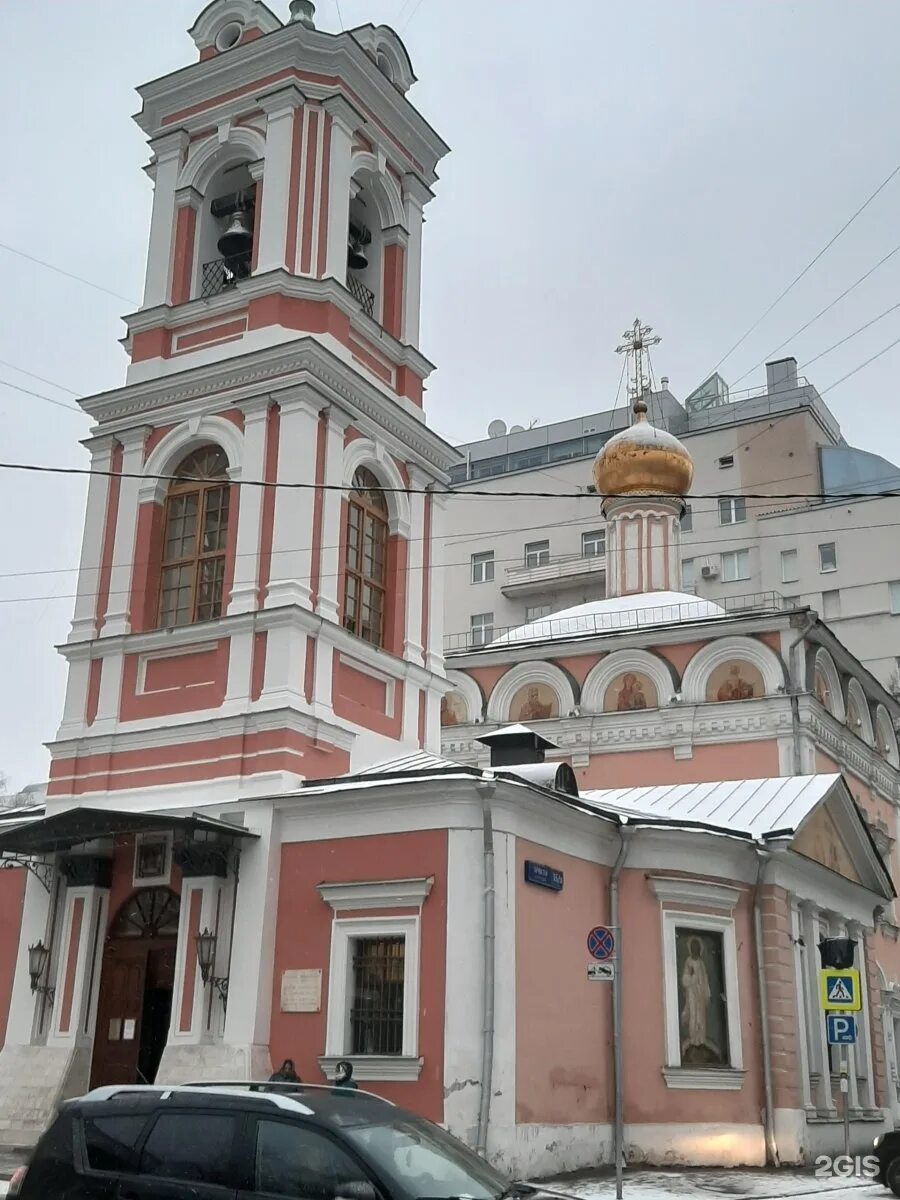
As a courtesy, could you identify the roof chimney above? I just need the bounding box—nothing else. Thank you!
[765,357,798,394]
[476,724,558,768]
[289,1,316,28]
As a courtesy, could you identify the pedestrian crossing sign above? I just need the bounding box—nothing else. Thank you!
[819,968,861,1012]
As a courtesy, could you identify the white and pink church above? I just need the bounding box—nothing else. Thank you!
[1,0,900,1175]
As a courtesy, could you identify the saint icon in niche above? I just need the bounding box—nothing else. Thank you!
[676,928,728,1067]
[440,693,467,727]
[706,661,763,703]
[135,837,168,881]
[616,673,647,711]
[510,683,557,722]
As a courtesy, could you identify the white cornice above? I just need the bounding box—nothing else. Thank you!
[78,335,455,476]
[134,27,449,184]
[648,876,742,912]
[317,876,433,911]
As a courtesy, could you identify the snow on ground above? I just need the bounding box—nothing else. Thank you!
[543,1168,881,1200]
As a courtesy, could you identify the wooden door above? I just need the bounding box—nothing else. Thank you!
[90,941,148,1088]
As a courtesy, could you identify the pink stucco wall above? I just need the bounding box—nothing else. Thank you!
[576,739,781,790]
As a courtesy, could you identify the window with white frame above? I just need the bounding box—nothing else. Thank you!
[781,548,798,584]
[471,551,494,584]
[657,902,743,1087]
[718,496,746,525]
[721,548,750,583]
[470,612,494,647]
[526,603,552,622]
[819,542,837,573]
[822,588,841,620]
[581,529,606,558]
[889,580,900,615]
[682,559,696,592]
[524,540,550,568]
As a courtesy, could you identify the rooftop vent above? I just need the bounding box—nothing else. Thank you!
[476,723,557,767]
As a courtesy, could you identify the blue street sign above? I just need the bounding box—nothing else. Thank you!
[826,1014,857,1045]
[524,861,564,892]
[587,926,616,961]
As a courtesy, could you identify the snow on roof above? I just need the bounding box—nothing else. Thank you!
[492,590,727,647]
[335,750,464,777]
[580,774,843,839]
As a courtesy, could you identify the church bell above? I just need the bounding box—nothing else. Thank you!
[347,237,369,272]
[217,209,254,260]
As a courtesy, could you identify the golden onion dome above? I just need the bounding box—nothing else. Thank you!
[592,401,694,497]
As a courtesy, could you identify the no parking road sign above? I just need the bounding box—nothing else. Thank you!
[819,968,861,1012]
[587,926,616,961]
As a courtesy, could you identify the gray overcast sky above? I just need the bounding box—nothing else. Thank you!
[3,0,900,788]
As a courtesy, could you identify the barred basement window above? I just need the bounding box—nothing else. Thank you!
[350,936,405,1055]
[158,446,231,628]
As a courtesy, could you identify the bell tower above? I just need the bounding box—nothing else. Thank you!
[129,0,442,413]
[48,0,455,809]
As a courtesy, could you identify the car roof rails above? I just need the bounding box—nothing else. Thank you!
[183,1080,395,1106]
[82,1084,314,1115]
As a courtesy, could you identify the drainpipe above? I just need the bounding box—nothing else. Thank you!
[753,846,779,1166]
[476,775,497,1157]
[609,825,630,1200]
[787,614,816,775]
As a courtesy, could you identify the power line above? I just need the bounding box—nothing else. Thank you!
[0,360,81,397]
[731,241,900,387]
[0,242,136,305]
[800,301,900,370]
[399,0,426,33]
[4,514,900,609]
[707,158,900,376]
[334,0,344,30]
[819,333,900,397]
[0,378,85,416]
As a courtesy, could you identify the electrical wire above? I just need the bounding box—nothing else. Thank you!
[731,241,900,387]
[0,360,81,397]
[706,158,900,376]
[0,241,137,305]
[800,301,900,370]
[334,0,344,30]
[399,0,426,33]
[0,377,85,416]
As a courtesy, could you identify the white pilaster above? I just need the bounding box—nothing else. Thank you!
[425,493,445,674]
[69,436,115,644]
[102,428,151,638]
[223,805,280,1054]
[142,129,190,309]
[228,399,271,616]
[56,657,91,741]
[401,176,430,346]
[255,86,305,274]
[323,96,361,282]
[404,475,426,665]
[48,886,109,1049]
[169,874,226,1046]
[315,408,350,627]
[4,868,55,1047]
[265,394,324,611]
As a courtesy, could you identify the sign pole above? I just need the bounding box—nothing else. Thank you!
[841,1046,850,1158]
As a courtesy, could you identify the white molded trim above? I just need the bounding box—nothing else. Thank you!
[875,705,899,767]
[136,643,220,695]
[324,915,420,1058]
[188,0,281,48]
[140,416,246,504]
[662,1067,746,1090]
[444,670,485,725]
[845,677,875,747]
[178,125,269,196]
[317,1054,422,1081]
[681,635,786,704]
[660,909,743,1074]
[486,661,576,724]
[813,648,846,722]
[582,650,676,713]
[318,877,433,912]
[648,876,742,912]
[350,152,406,229]
[343,437,411,538]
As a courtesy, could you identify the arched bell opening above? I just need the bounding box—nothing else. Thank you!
[347,177,383,321]
[196,159,257,299]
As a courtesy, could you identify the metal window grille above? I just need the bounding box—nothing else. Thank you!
[201,253,252,300]
[350,936,405,1055]
[347,272,376,318]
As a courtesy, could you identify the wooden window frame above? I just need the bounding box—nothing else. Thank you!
[343,469,389,648]
[158,448,231,629]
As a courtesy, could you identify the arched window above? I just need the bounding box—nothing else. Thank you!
[158,446,231,628]
[343,467,388,647]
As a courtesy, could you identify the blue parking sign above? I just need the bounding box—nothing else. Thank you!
[826,1014,857,1044]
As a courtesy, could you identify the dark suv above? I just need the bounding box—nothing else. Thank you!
[9,1081,511,1200]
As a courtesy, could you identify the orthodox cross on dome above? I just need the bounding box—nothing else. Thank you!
[616,318,661,420]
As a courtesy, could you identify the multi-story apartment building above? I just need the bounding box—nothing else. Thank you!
[444,356,900,687]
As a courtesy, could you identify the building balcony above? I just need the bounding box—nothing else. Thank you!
[501,552,606,597]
